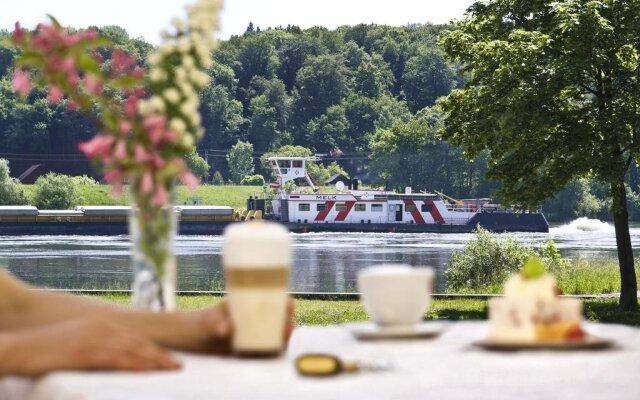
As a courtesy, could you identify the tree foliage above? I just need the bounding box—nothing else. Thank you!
[226,140,254,184]
[0,158,27,205]
[439,0,640,308]
[184,149,210,181]
[33,173,78,210]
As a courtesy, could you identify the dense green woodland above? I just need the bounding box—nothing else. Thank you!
[1,23,639,221]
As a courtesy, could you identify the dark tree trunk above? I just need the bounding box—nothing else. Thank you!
[611,179,638,310]
[630,159,639,193]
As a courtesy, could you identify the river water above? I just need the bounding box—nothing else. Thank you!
[1,218,638,293]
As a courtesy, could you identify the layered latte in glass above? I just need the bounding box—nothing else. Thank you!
[222,220,291,356]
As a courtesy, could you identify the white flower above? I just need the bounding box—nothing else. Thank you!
[175,67,188,82]
[148,96,166,113]
[195,127,205,139]
[190,70,210,88]
[137,101,151,116]
[160,43,174,56]
[181,133,194,149]
[171,17,185,32]
[177,38,191,53]
[182,55,195,70]
[149,68,167,83]
[148,53,161,66]
[163,88,181,104]
[169,118,187,134]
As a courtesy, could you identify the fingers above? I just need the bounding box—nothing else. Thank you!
[284,297,296,342]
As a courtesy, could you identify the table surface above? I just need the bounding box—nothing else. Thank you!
[1,321,639,400]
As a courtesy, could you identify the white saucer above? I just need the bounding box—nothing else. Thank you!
[346,321,449,340]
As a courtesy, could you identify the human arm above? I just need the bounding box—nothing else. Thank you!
[0,270,295,353]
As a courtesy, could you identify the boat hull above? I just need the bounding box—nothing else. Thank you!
[0,212,548,235]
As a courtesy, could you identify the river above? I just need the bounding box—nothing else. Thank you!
[1,218,638,293]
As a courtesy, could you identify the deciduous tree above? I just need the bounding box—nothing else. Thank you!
[439,0,640,309]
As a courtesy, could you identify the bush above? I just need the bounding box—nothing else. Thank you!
[0,159,27,205]
[34,173,78,209]
[212,171,224,186]
[185,149,210,181]
[445,227,568,293]
[72,175,99,185]
[240,174,265,186]
[227,140,254,183]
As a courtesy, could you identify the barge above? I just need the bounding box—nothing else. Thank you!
[264,157,548,233]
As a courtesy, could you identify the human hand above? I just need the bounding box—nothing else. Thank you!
[0,319,181,377]
[194,297,296,354]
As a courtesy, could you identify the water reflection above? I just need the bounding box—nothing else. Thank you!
[1,219,638,294]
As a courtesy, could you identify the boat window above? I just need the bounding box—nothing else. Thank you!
[299,203,310,211]
[278,160,291,168]
[354,204,366,212]
[292,160,303,168]
[406,204,417,212]
[371,204,383,212]
[336,203,347,211]
[421,204,432,213]
[317,203,326,211]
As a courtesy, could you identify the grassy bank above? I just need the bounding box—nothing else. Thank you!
[22,184,263,209]
[93,294,640,326]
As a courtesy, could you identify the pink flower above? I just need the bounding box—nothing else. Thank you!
[163,129,178,144]
[143,115,167,144]
[134,145,148,163]
[48,85,63,103]
[103,169,122,183]
[81,28,98,41]
[141,170,154,194]
[153,185,168,206]
[119,121,132,135]
[60,33,80,47]
[124,96,138,117]
[78,134,114,158]
[67,99,78,111]
[12,22,25,43]
[131,66,145,79]
[11,69,31,95]
[62,57,75,71]
[111,182,123,197]
[66,71,79,86]
[113,140,127,160]
[112,49,136,72]
[84,74,103,95]
[152,154,166,168]
[180,170,200,190]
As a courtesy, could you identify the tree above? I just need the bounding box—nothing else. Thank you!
[401,47,456,113]
[185,149,210,181]
[291,54,350,139]
[369,109,467,194]
[33,173,78,210]
[0,158,27,205]
[226,140,254,184]
[439,0,640,309]
[212,171,224,185]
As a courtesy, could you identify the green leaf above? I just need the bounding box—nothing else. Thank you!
[522,256,545,279]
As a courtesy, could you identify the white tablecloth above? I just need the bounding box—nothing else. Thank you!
[1,321,639,400]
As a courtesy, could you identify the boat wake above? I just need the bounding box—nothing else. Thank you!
[551,217,614,233]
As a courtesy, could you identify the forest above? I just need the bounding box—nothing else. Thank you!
[1,22,639,221]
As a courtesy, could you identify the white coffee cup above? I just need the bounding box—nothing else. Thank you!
[223,220,291,356]
[358,264,435,326]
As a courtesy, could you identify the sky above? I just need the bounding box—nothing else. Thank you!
[0,0,475,45]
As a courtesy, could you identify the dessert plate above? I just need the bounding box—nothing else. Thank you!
[472,335,614,351]
[346,321,449,340]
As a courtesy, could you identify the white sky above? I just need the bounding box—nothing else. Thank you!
[0,0,474,45]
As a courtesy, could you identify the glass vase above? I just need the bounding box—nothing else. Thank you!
[129,203,177,311]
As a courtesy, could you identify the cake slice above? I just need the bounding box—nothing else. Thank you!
[487,258,585,342]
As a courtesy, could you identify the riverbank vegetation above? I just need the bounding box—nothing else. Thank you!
[3,24,640,223]
[445,228,637,296]
[92,294,640,326]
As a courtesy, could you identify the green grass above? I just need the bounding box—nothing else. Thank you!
[91,295,640,326]
[22,184,264,209]
[553,257,633,295]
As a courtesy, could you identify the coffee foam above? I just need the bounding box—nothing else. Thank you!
[223,220,291,269]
